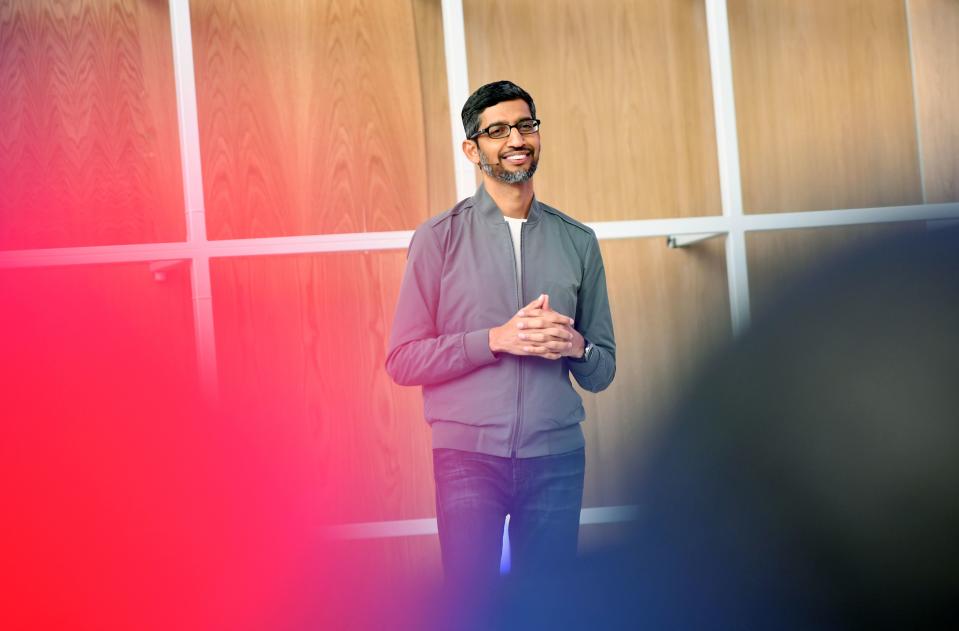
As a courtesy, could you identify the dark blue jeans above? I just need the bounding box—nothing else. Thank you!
[432,447,586,589]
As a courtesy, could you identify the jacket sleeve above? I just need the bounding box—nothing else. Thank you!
[566,234,616,392]
[385,223,498,386]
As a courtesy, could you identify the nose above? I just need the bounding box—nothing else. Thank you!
[506,125,525,146]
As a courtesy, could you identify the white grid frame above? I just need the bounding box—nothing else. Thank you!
[1,0,957,538]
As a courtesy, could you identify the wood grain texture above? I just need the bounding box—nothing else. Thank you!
[463,0,721,220]
[0,0,185,250]
[908,0,959,203]
[729,0,922,213]
[747,223,926,318]
[411,0,457,215]
[191,0,430,239]
[578,238,732,508]
[210,251,434,523]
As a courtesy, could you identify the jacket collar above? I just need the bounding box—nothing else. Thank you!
[472,182,543,226]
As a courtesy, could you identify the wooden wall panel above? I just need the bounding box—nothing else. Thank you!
[411,0,457,216]
[210,251,433,524]
[323,535,442,588]
[908,0,959,203]
[747,223,926,318]
[729,0,922,213]
[0,0,185,250]
[463,0,721,220]
[579,238,732,508]
[1,261,197,391]
[192,0,429,239]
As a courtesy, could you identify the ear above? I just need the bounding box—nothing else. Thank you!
[461,139,480,165]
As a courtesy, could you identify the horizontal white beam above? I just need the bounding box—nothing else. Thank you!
[666,232,724,248]
[0,241,196,268]
[326,517,439,540]
[740,202,959,232]
[200,230,415,256]
[591,216,728,240]
[579,504,641,525]
[0,231,414,268]
[325,505,641,540]
[3,203,958,269]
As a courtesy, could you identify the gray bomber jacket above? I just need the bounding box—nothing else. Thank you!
[385,184,616,458]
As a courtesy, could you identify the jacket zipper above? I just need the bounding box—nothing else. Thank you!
[509,221,525,458]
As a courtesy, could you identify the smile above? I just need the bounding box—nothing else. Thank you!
[502,153,531,165]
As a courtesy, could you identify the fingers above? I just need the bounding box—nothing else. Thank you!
[542,293,550,312]
[516,314,574,330]
[517,328,573,343]
[520,308,573,325]
[520,344,565,360]
[521,337,573,355]
[520,293,546,314]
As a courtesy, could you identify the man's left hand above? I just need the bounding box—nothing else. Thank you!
[516,295,586,359]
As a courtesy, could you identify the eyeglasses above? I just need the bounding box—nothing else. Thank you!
[470,119,540,140]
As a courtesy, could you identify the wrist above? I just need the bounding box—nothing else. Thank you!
[573,333,586,358]
[488,327,501,354]
[569,337,593,362]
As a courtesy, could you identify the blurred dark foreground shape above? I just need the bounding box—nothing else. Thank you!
[422,225,959,631]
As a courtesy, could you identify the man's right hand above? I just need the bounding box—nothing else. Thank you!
[489,294,575,360]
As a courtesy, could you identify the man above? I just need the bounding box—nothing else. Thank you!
[386,81,615,590]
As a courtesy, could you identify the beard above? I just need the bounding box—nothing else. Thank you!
[479,148,538,184]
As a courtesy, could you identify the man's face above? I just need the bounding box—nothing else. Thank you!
[470,99,540,184]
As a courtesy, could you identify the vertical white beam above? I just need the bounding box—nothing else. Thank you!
[191,256,218,400]
[169,0,208,244]
[441,0,476,202]
[169,0,218,400]
[904,0,928,204]
[705,0,751,335]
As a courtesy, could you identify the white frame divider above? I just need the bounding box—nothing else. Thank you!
[326,505,642,540]
[705,0,751,335]
[4,203,957,269]
[441,0,476,202]
[904,0,928,204]
[169,0,218,401]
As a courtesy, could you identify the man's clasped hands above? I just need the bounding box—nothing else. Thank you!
[488,293,585,361]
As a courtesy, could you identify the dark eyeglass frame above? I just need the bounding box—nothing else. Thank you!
[469,118,541,140]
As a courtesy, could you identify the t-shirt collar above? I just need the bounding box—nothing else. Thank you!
[473,182,542,226]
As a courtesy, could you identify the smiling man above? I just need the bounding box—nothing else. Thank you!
[386,81,615,593]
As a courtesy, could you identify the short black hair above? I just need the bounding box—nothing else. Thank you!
[461,80,536,139]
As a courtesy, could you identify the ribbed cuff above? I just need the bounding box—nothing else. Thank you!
[567,349,600,377]
[463,328,497,367]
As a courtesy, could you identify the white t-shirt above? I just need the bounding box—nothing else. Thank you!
[504,215,527,281]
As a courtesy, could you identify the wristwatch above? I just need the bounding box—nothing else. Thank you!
[570,338,594,363]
